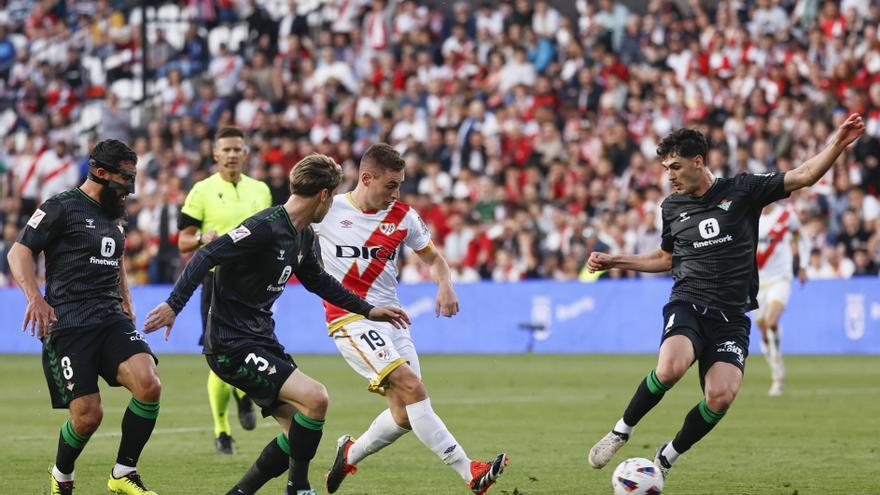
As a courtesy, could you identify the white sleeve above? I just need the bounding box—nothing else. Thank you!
[787,207,802,232]
[403,208,432,252]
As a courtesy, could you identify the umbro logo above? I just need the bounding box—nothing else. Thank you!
[340,219,353,228]
[679,212,691,222]
[85,218,95,228]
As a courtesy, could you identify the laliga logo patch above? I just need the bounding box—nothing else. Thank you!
[229,225,252,243]
[27,209,46,228]
[375,349,391,362]
[378,222,396,235]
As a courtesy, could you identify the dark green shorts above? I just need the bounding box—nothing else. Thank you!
[42,319,156,408]
[206,342,297,417]
[661,301,750,390]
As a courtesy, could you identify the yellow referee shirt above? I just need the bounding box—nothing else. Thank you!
[180,173,272,236]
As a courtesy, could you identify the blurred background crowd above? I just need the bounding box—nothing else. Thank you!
[0,0,879,287]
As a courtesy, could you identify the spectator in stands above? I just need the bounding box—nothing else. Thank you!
[0,0,878,287]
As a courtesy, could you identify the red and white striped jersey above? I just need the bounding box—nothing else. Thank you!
[756,203,800,283]
[315,193,432,333]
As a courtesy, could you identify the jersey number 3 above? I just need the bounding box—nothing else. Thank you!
[245,353,270,372]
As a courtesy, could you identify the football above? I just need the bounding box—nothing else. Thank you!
[611,457,664,495]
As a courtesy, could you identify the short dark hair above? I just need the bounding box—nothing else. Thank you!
[289,154,342,196]
[360,143,405,173]
[89,139,137,170]
[215,126,245,141]
[656,128,708,161]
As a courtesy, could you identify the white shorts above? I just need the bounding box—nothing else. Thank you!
[332,319,420,394]
[754,277,792,321]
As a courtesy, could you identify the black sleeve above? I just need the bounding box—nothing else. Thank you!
[16,198,66,254]
[165,219,271,313]
[660,203,673,253]
[738,172,789,209]
[177,212,203,230]
[294,228,374,317]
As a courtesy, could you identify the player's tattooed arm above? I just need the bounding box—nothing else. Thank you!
[7,242,58,337]
[784,113,865,193]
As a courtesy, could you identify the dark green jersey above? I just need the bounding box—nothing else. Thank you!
[166,206,374,353]
[16,188,129,332]
[660,172,788,313]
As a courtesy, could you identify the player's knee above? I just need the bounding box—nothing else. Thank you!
[72,405,103,435]
[398,376,427,403]
[305,383,329,418]
[135,375,162,402]
[705,386,737,411]
[655,362,687,385]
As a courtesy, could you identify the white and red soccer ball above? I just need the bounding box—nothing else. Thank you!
[611,457,664,495]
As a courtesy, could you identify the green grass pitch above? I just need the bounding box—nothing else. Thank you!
[3,354,878,494]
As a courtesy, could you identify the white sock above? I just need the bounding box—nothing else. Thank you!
[52,466,74,482]
[766,328,782,380]
[112,463,136,479]
[613,418,633,436]
[348,408,410,465]
[661,443,681,465]
[773,325,785,380]
[405,398,472,481]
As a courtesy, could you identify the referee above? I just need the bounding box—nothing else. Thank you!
[178,126,272,454]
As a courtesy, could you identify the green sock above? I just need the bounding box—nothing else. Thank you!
[56,419,91,474]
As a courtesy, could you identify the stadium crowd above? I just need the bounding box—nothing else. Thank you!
[1,0,879,287]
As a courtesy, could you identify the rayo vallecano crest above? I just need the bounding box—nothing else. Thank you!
[378,222,396,235]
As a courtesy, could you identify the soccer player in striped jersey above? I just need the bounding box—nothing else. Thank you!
[754,201,805,396]
[8,139,161,495]
[317,144,507,495]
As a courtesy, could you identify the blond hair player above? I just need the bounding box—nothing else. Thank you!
[315,143,507,495]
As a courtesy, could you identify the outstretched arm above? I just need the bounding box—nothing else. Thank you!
[784,113,865,193]
[587,248,673,274]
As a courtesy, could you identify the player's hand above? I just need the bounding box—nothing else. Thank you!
[143,302,177,341]
[22,297,57,338]
[798,268,807,286]
[367,306,411,329]
[586,251,615,273]
[202,230,219,245]
[833,113,865,148]
[435,284,459,318]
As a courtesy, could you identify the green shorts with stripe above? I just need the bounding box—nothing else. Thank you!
[42,319,157,409]
[205,342,297,417]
